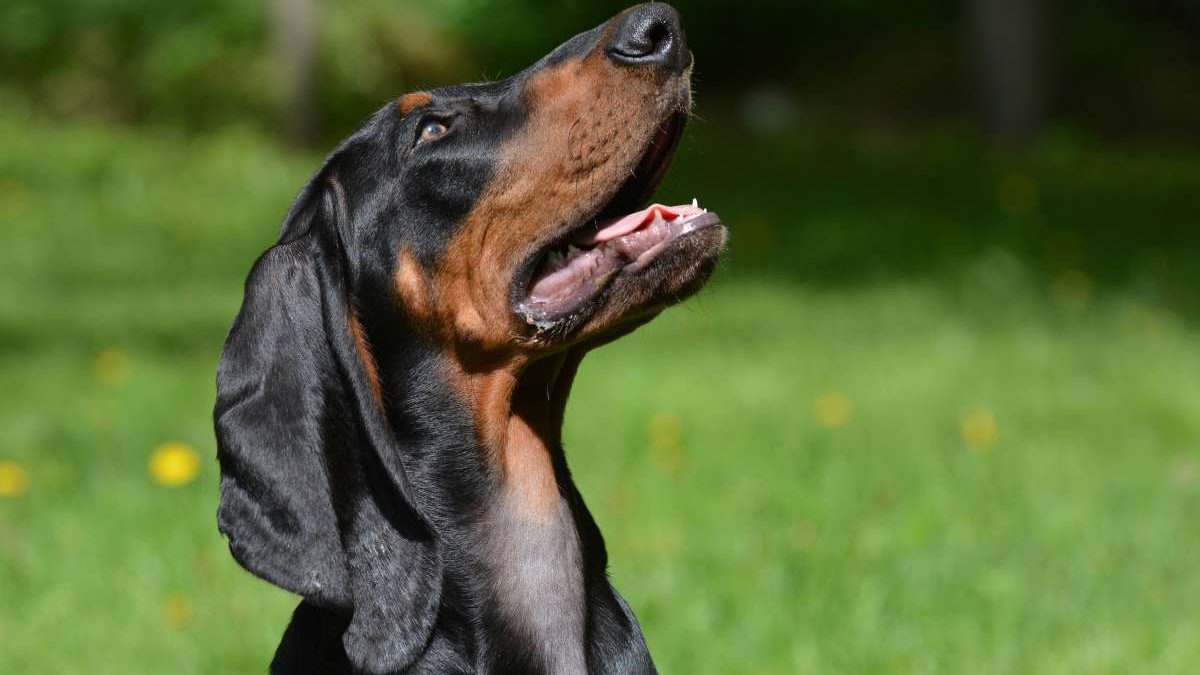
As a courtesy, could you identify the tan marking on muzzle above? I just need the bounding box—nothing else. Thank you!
[431,34,667,356]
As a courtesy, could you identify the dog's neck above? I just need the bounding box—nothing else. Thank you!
[466,352,578,502]
[382,346,595,673]
[458,351,590,673]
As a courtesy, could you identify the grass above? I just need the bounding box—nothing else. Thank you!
[1,106,1199,674]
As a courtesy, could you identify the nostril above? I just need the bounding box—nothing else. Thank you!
[611,19,671,59]
[644,21,669,53]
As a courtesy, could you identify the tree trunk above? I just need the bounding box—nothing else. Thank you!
[968,0,1046,148]
[270,0,319,145]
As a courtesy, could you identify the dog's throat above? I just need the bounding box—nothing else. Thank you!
[501,413,564,516]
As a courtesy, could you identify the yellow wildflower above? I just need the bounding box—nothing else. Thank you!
[814,392,852,429]
[93,347,130,387]
[0,461,29,497]
[149,442,200,487]
[162,594,193,627]
[961,410,999,451]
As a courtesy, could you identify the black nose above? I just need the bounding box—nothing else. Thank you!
[606,3,689,72]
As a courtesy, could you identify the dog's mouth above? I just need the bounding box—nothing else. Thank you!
[513,112,722,332]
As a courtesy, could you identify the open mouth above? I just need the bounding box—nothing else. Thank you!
[514,113,722,328]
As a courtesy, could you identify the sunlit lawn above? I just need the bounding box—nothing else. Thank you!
[1,109,1199,674]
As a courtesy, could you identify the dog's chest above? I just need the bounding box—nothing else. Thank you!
[481,492,587,675]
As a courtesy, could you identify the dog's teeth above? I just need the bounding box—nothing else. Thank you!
[567,244,582,257]
[692,197,698,208]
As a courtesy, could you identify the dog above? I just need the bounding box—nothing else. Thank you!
[214,4,725,673]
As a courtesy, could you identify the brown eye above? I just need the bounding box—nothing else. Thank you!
[417,119,449,144]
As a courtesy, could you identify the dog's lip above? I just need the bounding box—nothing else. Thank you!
[508,112,688,323]
[516,204,721,322]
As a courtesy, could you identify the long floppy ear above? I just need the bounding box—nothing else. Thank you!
[215,176,441,674]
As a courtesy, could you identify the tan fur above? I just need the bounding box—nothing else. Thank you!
[502,414,561,518]
[397,91,433,116]
[347,309,383,406]
[443,360,565,520]
[392,249,435,330]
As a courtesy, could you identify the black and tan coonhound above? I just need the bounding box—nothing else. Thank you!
[214,4,725,673]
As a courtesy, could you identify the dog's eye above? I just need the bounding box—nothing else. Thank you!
[417,119,450,145]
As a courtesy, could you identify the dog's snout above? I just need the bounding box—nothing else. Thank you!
[606,3,689,72]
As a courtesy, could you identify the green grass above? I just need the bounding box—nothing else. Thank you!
[1,108,1199,674]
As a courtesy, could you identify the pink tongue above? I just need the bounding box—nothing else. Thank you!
[575,203,703,246]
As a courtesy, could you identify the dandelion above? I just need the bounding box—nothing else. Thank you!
[93,347,130,387]
[814,392,852,429]
[648,413,682,449]
[162,594,193,627]
[648,413,684,476]
[0,461,29,497]
[961,410,999,451]
[0,177,29,219]
[149,442,200,487]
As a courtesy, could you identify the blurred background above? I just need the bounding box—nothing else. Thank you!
[1,1,1199,673]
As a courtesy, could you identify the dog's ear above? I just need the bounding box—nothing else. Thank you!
[215,175,440,674]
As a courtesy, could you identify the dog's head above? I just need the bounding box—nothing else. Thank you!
[216,4,723,672]
[312,1,722,359]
